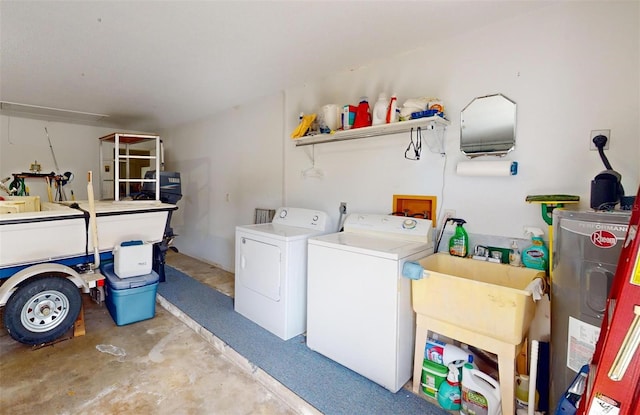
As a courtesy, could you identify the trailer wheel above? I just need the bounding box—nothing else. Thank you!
[3,277,82,345]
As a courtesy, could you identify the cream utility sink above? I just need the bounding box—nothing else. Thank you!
[413,253,545,344]
[411,253,546,414]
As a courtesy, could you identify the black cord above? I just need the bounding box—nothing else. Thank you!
[434,219,449,253]
[593,135,612,169]
[594,134,625,198]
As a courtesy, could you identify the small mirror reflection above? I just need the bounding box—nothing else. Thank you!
[460,94,516,157]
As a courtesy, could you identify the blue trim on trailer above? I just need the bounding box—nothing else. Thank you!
[0,252,114,280]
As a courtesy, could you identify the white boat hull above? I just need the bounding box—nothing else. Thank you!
[0,200,176,271]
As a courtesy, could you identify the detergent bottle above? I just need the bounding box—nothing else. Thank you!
[372,93,389,125]
[425,337,475,366]
[522,227,548,272]
[460,363,502,415]
[448,219,469,258]
[352,96,372,129]
[437,363,462,411]
[386,94,398,123]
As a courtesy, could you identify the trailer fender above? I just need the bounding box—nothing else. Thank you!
[0,263,85,307]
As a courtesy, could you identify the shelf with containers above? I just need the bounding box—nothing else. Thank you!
[293,116,450,147]
[98,133,162,201]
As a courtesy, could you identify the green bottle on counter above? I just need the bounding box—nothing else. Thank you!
[448,219,469,257]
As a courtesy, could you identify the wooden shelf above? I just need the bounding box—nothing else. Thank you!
[293,116,450,146]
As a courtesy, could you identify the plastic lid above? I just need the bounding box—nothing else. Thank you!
[121,240,144,246]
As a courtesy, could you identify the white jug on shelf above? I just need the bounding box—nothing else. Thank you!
[321,104,340,131]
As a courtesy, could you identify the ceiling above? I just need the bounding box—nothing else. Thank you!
[0,1,553,132]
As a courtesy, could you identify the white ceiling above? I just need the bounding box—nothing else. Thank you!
[0,1,553,132]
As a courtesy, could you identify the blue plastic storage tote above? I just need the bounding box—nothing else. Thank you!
[102,262,159,326]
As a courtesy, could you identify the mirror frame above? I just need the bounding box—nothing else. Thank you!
[460,93,516,158]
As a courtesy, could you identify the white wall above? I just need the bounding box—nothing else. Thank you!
[284,1,639,238]
[162,93,284,270]
[0,116,125,200]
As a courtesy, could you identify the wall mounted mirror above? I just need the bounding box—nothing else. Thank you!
[460,93,516,157]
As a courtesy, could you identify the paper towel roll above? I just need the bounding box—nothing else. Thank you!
[456,160,518,176]
[321,104,340,131]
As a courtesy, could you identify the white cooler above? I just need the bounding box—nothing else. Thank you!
[113,240,152,278]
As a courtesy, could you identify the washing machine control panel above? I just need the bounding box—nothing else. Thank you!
[343,214,432,242]
[272,207,330,231]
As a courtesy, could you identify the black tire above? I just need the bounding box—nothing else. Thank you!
[3,277,82,345]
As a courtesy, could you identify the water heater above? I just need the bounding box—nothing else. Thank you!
[550,209,631,407]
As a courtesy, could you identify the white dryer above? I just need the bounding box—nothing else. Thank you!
[235,207,331,340]
[306,213,433,393]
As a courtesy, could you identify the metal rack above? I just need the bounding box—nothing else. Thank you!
[98,133,161,201]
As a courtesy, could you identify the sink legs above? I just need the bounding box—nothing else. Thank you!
[412,314,521,415]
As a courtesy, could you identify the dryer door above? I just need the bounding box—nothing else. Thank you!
[238,236,281,301]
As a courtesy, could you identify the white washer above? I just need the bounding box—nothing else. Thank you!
[306,213,433,393]
[235,207,331,340]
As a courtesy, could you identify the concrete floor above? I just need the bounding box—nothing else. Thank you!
[0,251,319,415]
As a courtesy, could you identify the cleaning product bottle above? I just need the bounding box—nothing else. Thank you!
[522,227,548,272]
[460,363,502,415]
[515,374,539,411]
[372,93,389,125]
[448,219,469,258]
[437,363,462,411]
[386,94,398,123]
[352,96,372,129]
[443,344,474,366]
[555,364,588,415]
[425,337,475,366]
[509,240,521,267]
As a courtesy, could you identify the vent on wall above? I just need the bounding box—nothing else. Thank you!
[255,208,276,224]
[0,101,110,124]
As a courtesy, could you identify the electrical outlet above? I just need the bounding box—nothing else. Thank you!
[444,209,456,219]
[340,202,347,214]
[590,129,610,151]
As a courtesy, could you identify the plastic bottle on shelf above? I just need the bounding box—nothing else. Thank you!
[386,94,398,123]
[352,96,372,129]
[372,93,389,125]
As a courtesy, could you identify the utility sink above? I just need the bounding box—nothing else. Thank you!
[413,253,545,344]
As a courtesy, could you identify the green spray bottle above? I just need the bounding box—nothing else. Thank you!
[448,218,469,258]
[437,363,462,411]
